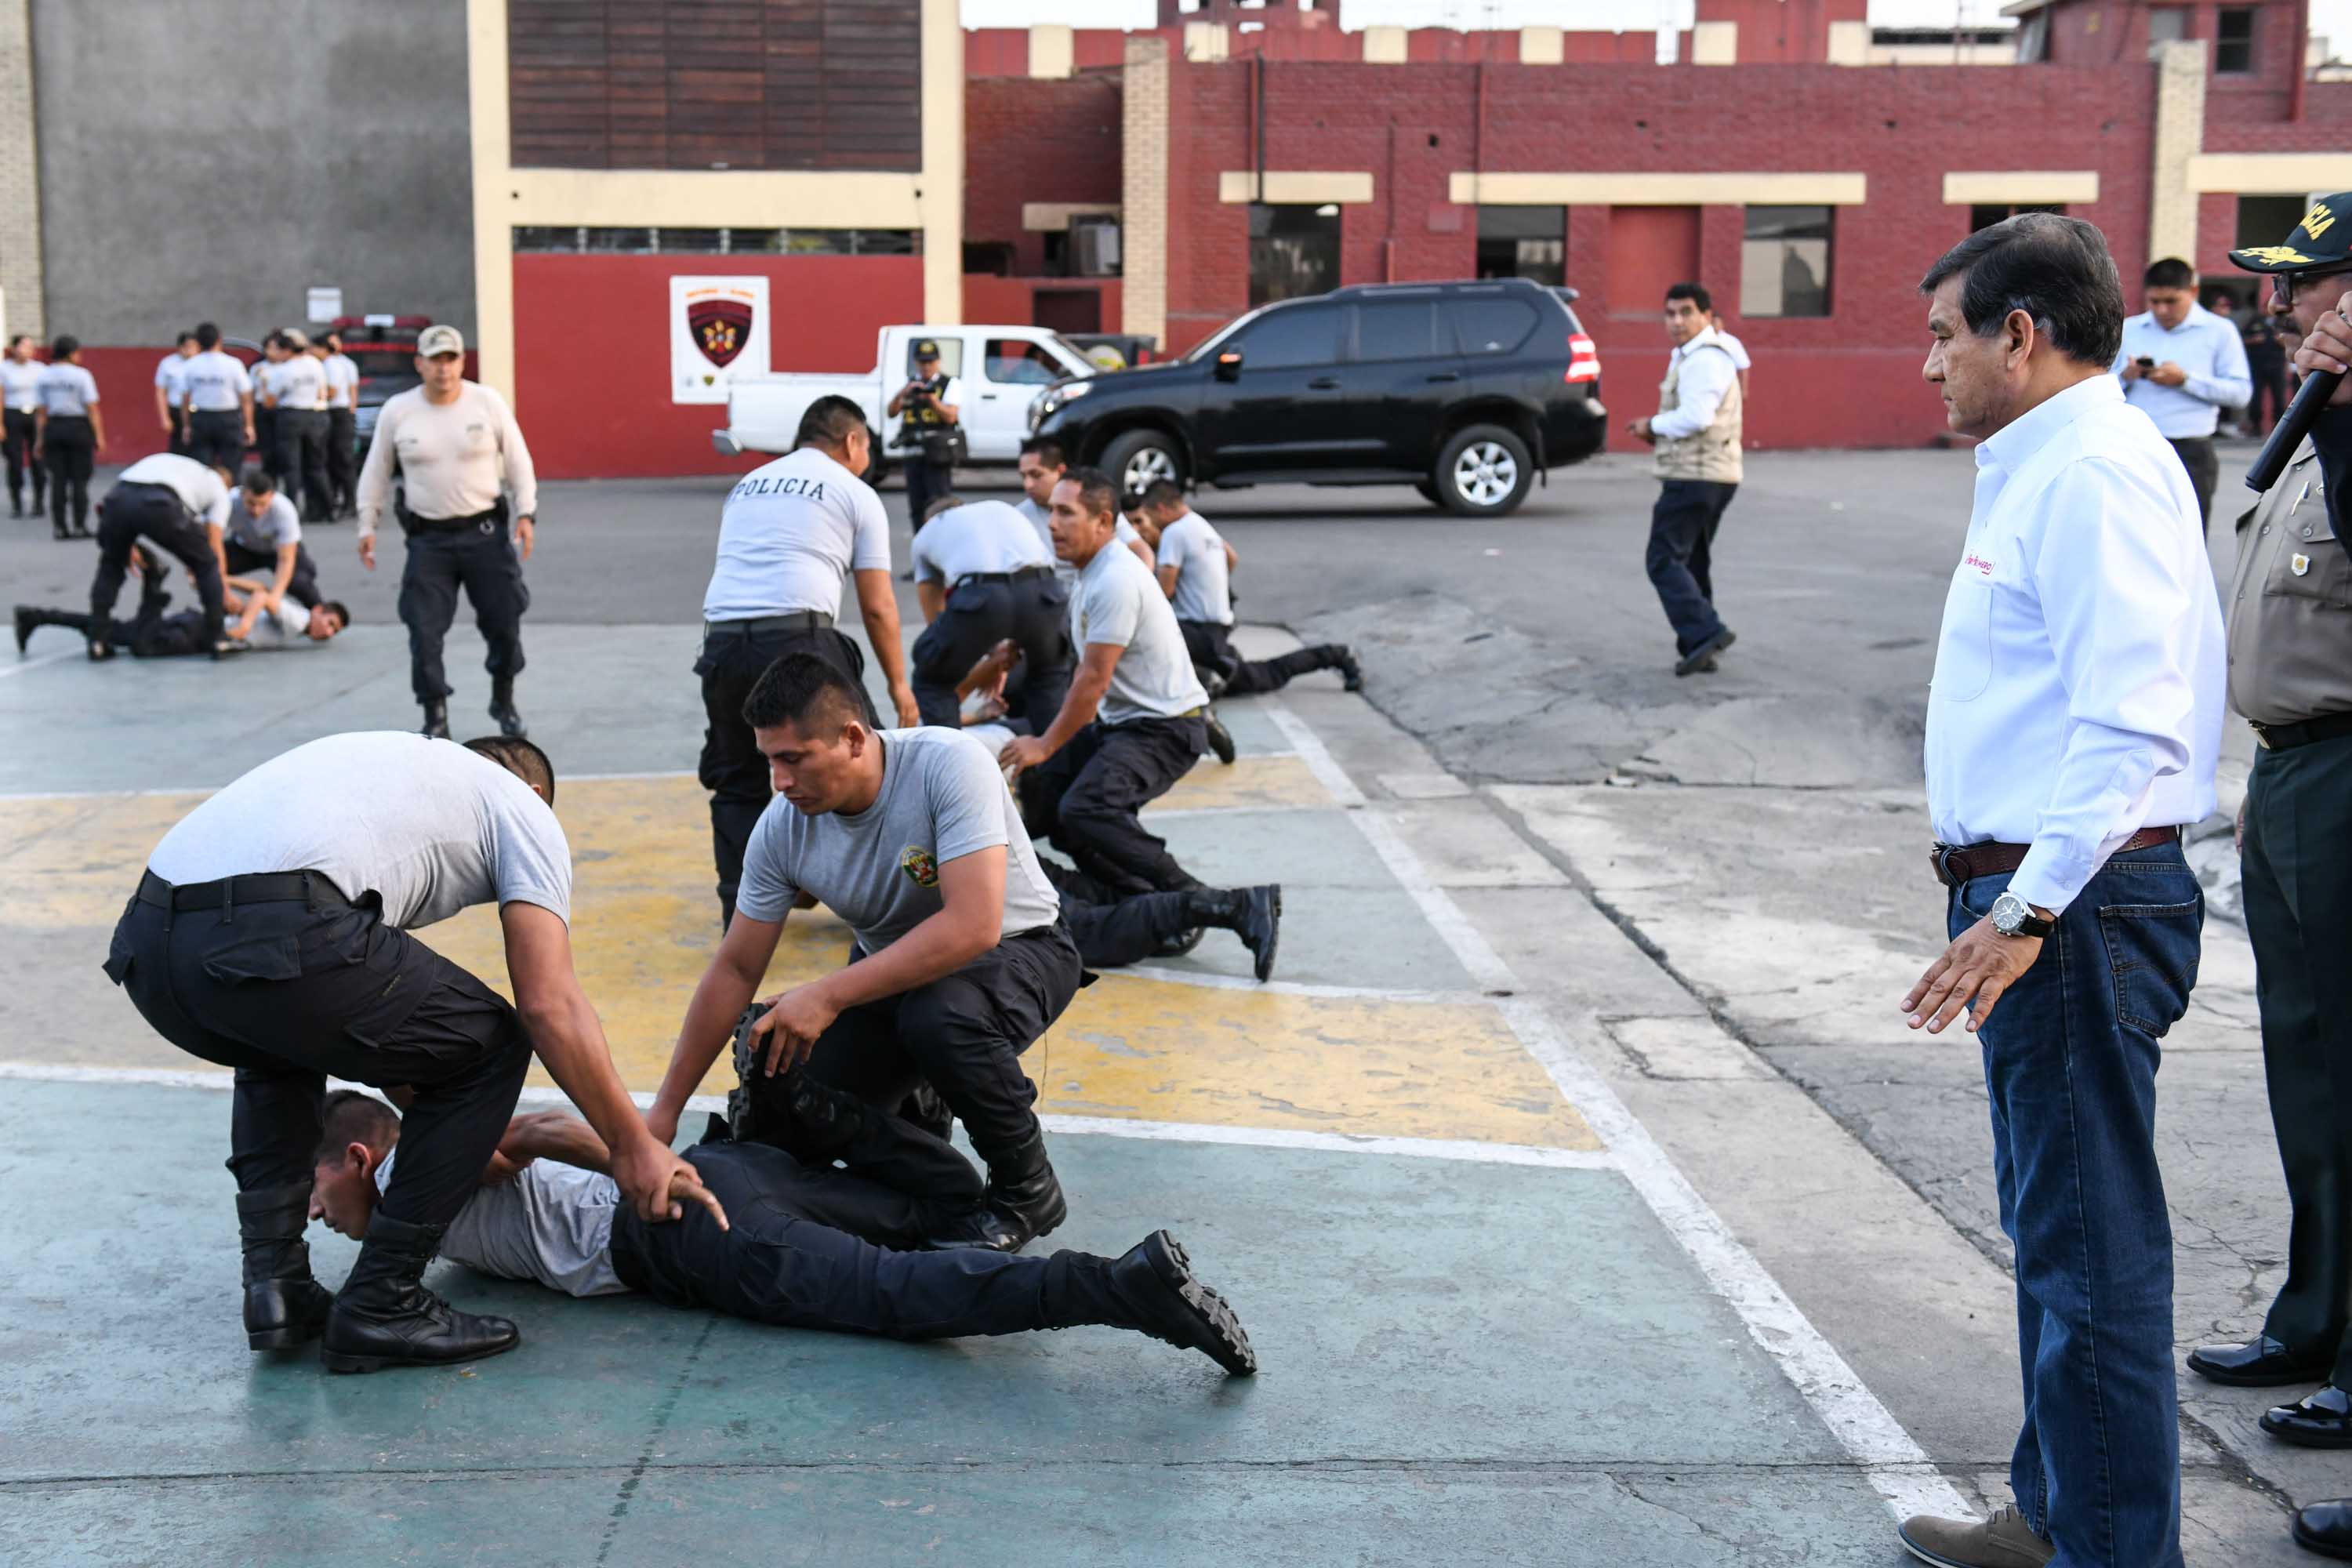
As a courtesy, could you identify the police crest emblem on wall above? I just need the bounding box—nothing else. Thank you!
[689,296,753,368]
[670,277,771,405]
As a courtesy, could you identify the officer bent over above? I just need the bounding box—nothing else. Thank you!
[86,452,237,661]
[356,325,539,741]
[908,495,1073,732]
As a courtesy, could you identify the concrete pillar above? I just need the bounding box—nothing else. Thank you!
[0,0,45,340]
[1826,20,1871,64]
[1691,21,1739,64]
[920,0,964,324]
[1363,27,1408,64]
[1028,24,1073,81]
[1519,27,1566,65]
[466,0,514,401]
[2148,38,2207,266]
[1121,35,1169,350]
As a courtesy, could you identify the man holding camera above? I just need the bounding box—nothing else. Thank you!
[886,339,961,535]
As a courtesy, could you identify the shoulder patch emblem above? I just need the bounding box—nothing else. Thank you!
[899,845,939,887]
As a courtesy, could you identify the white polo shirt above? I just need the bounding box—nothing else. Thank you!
[910,499,1054,586]
[702,445,891,621]
[181,351,252,412]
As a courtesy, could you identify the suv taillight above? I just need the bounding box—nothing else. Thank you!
[1566,333,1600,384]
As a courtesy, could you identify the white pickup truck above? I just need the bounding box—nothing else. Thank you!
[712,323,1101,471]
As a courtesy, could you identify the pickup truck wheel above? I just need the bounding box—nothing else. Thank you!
[1434,425,1533,517]
[1102,428,1185,496]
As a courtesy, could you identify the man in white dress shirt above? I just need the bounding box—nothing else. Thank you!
[2114,256,2252,531]
[1628,281,1742,677]
[1897,213,2223,1568]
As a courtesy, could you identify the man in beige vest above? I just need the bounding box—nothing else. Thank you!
[1629,281,1743,676]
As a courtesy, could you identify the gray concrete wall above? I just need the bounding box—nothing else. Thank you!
[31,0,474,346]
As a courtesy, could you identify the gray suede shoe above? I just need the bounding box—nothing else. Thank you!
[1898,1506,2056,1568]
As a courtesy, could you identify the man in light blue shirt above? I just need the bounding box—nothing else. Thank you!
[2114,256,2251,528]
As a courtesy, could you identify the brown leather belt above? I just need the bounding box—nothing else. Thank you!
[1928,826,2179,890]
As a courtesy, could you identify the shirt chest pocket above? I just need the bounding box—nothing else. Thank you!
[2267,506,2350,612]
[1933,570,1995,703]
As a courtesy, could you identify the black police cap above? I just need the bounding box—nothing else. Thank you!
[913,339,941,360]
[2230,193,2352,274]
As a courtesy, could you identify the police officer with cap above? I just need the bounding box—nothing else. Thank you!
[885,339,961,534]
[355,324,540,741]
[2180,194,2352,1562]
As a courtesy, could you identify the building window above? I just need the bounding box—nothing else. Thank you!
[2014,10,2049,60]
[2238,194,2310,250]
[1249,203,1341,308]
[2146,7,2189,44]
[964,241,1015,277]
[1740,206,1832,319]
[1969,203,2065,232]
[2216,6,2255,71]
[512,227,919,256]
[1475,206,1566,286]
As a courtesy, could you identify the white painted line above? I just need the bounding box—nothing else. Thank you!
[1258,699,1368,808]
[0,651,75,680]
[1105,964,1486,1006]
[1264,699,1972,1524]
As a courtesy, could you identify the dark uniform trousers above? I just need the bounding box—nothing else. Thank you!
[253,404,278,481]
[106,873,531,1231]
[2242,731,2352,1385]
[1021,715,1207,898]
[276,408,332,521]
[1178,619,1343,696]
[3,408,42,512]
[45,413,96,537]
[187,410,245,477]
[42,554,216,658]
[610,1137,1103,1341]
[909,570,1072,730]
[398,507,528,705]
[1040,858,1194,970]
[695,615,879,927]
[2168,436,2220,531]
[1646,479,1736,655]
[742,924,1083,1185]
[91,481,226,639]
[326,407,358,515]
[224,538,323,609]
[905,460,954,535]
[2249,355,2290,434]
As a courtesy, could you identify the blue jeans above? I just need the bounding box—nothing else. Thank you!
[1949,841,2200,1568]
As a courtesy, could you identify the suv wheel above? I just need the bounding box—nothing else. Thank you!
[1102,428,1186,496]
[1434,425,1533,517]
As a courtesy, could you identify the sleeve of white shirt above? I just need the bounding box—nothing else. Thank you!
[485,387,539,520]
[1648,346,1733,441]
[940,376,964,411]
[2187,323,2252,410]
[2009,458,2209,913]
[354,398,401,539]
[230,361,252,395]
[848,483,892,572]
[81,367,100,405]
[198,478,232,532]
[1155,523,1184,570]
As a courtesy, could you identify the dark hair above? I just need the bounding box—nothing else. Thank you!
[1062,465,1118,523]
[242,470,278,495]
[176,330,198,347]
[50,335,78,361]
[1019,436,1067,469]
[1664,281,1713,314]
[1137,478,1184,510]
[2143,256,2196,291]
[1120,489,1148,514]
[742,651,866,735]
[463,735,556,804]
[194,322,220,350]
[317,599,351,628]
[314,1088,400,1165]
[319,328,342,347]
[921,494,966,523]
[794,394,868,453]
[1917,212,2125,369]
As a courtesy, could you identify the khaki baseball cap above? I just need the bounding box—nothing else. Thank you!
[279,328,310,351]
[417,324,464,358]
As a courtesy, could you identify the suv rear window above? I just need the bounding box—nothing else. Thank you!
[1447,296,1539,355]
[1236,305,1340,369]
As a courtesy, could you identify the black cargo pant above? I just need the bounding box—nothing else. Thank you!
[398,512,528,705]
[253,405,278,479]
[326,407,358,514]
[1041,858,1194,969]
[38,552,215,658]
[44,414,95,536]
[610,1138,1101,1339]
[909,570,1072,730]
[276,408,332,521]
[1021,716,1207,897]
[745,924,1083,1190]
[695,616,878,927]
[187,409,245,477]
[905,459,954,535]
[1646,478,1735,655]
[5,408,42,512]
[1178,619,1345,696]
[91,481,226,639]
[2168,436,2219,532]
[106,873,531,1230]
[225,538,322,609]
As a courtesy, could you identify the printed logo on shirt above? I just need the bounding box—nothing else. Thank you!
[728,474,826,503]
[898,845,939,888]
[1963,553,1995,578]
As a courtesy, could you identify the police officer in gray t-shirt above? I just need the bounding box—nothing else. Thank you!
[107,731,720,1375]
[649,654,1083,1255]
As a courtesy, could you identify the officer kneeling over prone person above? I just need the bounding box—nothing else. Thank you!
[647,653,1084,1255]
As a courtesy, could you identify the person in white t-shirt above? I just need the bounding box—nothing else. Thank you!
[2,333,45,517]
[33,335,105,539]
[906,495,1073,732]
[85,452,234,659]
[211,470,323,610]
[155,331,198,454]
[316,328,361,517]
[179,321,256,478]
[105,732,724,1374]
[1132,480,1360,700]
[1000,467,1210,898]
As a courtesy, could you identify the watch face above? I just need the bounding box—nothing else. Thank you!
[1989,892,2025,933]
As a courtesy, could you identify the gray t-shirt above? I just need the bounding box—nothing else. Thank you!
[225,492,302,553]
[1155,510,1232,626]
[1073,539,1209,724]
[146,732,572,930]
[377,1149,626,1298]
[736,726,1060,950]
[702,446,890,621]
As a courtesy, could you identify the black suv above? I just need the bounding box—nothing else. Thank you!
[1029,278,1604,517]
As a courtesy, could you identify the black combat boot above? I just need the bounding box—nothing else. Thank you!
[235,1181,334,1350]
[940,1131,1067,1253]
[420,700,450,739]
[1044,1231,1256,1376]
[1327,644,1364,692]
[320,1212,520,1374]
[14,604,76,656]
[1203,709,1236,766]
[488,679,526,739]
[1181,884,1282,982]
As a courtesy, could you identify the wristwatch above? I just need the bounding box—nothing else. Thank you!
[1988,891,2054,939]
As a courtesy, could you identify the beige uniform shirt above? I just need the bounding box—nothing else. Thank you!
[355,381,539,539]
[2225,438,2352,727]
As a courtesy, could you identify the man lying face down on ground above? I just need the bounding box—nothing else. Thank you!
[307,1088,1255,1375]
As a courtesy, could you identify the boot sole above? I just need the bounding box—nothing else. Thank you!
[322,1334,520,1375]
[1147,1232,1256,1377]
